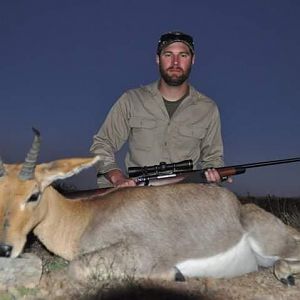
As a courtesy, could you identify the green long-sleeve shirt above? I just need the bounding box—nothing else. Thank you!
[90,81,224,186]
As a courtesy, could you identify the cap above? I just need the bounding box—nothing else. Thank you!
[157,31,194,55]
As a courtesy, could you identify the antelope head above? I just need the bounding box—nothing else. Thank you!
[0,129,99,258]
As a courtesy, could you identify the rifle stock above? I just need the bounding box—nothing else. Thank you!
[216,166,246,178]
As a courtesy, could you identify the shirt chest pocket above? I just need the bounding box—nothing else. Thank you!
[175,125,206,153]
[178,125,206,139]
[129,117,157,150]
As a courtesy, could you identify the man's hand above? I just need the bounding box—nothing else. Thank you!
[106,169,136,187]
[204,168,233,183]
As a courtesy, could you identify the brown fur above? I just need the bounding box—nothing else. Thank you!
[1,157,300,285]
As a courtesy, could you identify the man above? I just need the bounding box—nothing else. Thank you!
[90,31,224,187]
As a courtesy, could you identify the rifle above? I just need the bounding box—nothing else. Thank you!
[128,157,300,185]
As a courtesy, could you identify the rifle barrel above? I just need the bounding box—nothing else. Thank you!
[227,157,300,170]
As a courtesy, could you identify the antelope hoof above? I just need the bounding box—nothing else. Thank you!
[274,260,296,286]
[280,275,295,286]
[174,268,186,282]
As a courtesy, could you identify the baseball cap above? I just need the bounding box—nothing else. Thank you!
[157,31,194,55]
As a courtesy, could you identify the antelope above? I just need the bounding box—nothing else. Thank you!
[0,130,300,286]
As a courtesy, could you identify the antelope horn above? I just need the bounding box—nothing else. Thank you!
[0,156,5,177]
[19,128,41,180]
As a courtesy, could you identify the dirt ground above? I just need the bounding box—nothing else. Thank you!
[1,238,300,300]
[39,267,300,300]
[3,264,300,299]
[42,264,300,300]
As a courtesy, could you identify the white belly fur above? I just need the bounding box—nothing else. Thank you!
[176,234,259,278]
[247,236,278,267]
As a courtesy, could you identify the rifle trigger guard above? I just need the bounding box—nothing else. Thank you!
[221,176,228,182]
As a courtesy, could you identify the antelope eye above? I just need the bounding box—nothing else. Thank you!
[28,192,40,203]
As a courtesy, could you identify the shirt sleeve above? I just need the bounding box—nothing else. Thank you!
[199,104,224,169]
[90,93,131,174]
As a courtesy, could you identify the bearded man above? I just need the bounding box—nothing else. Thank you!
[90,32,224,187]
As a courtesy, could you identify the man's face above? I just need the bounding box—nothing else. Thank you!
[156,42,195,86]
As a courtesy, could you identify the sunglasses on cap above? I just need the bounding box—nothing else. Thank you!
[157,32,194,55]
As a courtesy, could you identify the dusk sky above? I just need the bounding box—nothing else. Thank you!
[1,1,300,197]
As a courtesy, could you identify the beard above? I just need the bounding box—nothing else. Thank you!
[159,65,192,86]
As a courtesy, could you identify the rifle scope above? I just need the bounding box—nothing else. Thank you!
[128,160,193,178]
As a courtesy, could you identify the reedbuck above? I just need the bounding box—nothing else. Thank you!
[1,130,300,285]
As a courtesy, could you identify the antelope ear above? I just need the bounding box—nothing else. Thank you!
[36,156,100,190]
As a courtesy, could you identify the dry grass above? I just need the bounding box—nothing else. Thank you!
[239,195,300,229]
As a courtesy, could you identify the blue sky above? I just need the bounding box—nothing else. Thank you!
[1,0,300,196]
